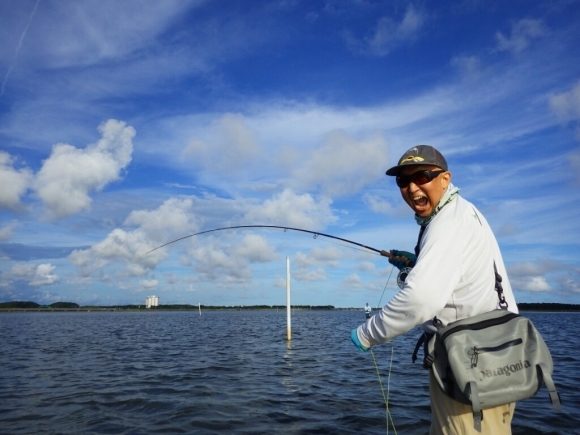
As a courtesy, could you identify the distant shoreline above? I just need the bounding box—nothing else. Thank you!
[1,302,580,312]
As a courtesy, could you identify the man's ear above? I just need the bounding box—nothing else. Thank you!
[440,171,452,189]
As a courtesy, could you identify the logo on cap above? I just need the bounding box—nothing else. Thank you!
[400,155,425,164]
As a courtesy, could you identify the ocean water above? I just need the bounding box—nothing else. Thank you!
[1,310,578,434]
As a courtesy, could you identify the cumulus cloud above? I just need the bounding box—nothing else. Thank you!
[495,19,547,54]
[244,189,336,230]
[124,197,198,244]
[69,198,197,278]
[4,262,59,286]
[231,234,277,263]
[182,113,261,173]
[345,5,426,56]
[0,151,33,210]
[140,278,158,290]
[186,234,276,285]
[0,221,18,241]
[342,273,365,288]
[66,187,342,289]
[293,267,327,281]
[507,260,580,294]
[294,246,343,268]
[34,119,135,219]
[295,130,389,197]
[363,193,402,216]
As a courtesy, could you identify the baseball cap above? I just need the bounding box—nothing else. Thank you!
[385,145,448,176]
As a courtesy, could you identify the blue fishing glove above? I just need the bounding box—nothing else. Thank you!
[351,329,369,352]
[388,249,416,269]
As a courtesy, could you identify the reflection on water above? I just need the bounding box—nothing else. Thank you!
[0,310,578,434]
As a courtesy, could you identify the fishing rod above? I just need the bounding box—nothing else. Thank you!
[145,225,414,288]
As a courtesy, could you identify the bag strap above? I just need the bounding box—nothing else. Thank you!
[469,381,483,432]
[493,262,508,309]
[538,363,562,411]
[414,225,427,257]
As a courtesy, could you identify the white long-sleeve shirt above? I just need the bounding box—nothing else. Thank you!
[357,195,517,348]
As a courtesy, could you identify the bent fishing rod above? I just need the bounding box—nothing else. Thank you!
[146,224,395,257]
[146,225,414,290]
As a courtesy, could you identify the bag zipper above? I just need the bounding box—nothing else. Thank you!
[469,338,523,368]
[468,338,523,356]
[440,311,519,342]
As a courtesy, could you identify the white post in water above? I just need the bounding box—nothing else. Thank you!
[198,302,201,316]
[286,256,291,341]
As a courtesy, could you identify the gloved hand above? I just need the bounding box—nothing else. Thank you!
[351,329,369,352]
[388,249,417,269]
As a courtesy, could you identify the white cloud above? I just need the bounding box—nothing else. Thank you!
[342,273,365,288]
[140,279,158,290]
[295,129,389,197]
[34,119,135,219]
[187,241,252,284]
[507,260,580,294]
[0,151,33,210]
[182,113,261,173]
[356,261,376,272]
[69,197,197,278]
[0,222,18,241]
[231,234,277,263]
[294,267,327,281]
[244,189,336,230]
[294,246,342,268]
[363,193,403,216]
[124,198,198,245]
[4,262,59,286]
[495,19,547,54]
[515,276,552,292]
[29,263,59,286]
[346,5,426,56]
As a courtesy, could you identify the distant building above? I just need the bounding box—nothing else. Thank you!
[145,295,159,308]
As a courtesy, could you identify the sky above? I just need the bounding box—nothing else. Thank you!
[0,0,579,308]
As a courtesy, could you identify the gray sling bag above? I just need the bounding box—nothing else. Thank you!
[424,264,562,432]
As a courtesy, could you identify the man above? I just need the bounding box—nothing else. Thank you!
[351,145,518,435]
[365,302,372,319]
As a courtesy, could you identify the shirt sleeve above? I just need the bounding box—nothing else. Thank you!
[357,206,465,347]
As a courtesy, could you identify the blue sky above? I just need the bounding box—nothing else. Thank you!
[1,0,579,308]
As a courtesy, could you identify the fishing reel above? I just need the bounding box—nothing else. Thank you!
[397,267,413,289]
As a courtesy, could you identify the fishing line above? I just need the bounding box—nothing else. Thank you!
[376,266,395,308]
[370,347,397,435]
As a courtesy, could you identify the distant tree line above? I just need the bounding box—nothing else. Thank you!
[3,301,580,312]
[0,301,80,309]
[517,303,580,312]
[0,301,335,310]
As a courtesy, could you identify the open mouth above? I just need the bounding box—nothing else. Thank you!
[413,195,428,208]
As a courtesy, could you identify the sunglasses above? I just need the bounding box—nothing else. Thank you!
[396,169,445,188]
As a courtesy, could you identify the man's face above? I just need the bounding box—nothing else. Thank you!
[398,165,452,217]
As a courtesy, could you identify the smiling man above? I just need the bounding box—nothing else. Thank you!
[351,145,518,434]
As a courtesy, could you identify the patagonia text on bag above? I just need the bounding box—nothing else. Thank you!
[425,309,562,432]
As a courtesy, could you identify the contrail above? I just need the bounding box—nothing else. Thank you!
[1,0,41,97]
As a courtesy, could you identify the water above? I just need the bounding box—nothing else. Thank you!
[1,310,578,434]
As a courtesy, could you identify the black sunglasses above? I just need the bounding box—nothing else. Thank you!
[396,169,445,188]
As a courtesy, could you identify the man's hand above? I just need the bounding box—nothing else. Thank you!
[388,249,417,269]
